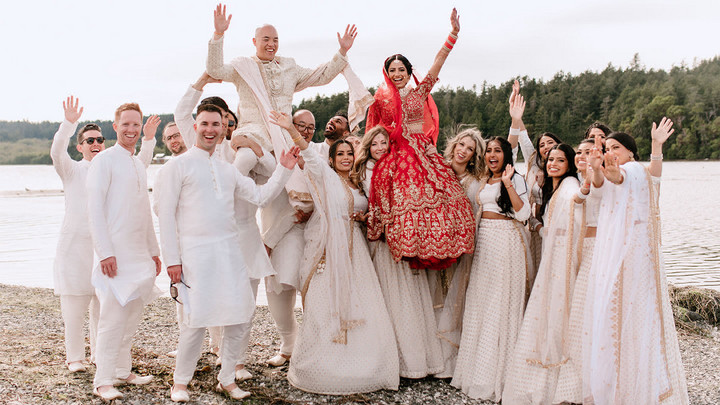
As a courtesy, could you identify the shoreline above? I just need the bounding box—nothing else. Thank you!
[1,283,719,404]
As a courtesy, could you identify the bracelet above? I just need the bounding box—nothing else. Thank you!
[214,32,224,38]
[448,33,458,43]
[291,135,302,143]
[650,154,663,161]
[509,127,521,136]
[504,182,514,188]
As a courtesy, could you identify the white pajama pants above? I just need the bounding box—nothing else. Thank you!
[92,294,145,387]
[265,284,297,357]
[175,280,259,366]
[212,279,259,366]
[60,294,99,364]
[174,323,251,386]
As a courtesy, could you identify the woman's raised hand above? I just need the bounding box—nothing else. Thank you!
[501,164,515,186]
[269,110,293,130]
[651,116,674,145]
[450,8,460,35]
[589,136,604,172]
[602,150,623,184]
[509,89,525,121]
[214,4,232,35]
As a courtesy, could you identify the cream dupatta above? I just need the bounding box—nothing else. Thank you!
[231,57,313,209]
[524,176,583,367]
[583,162,688,404]
[298,147,364,344]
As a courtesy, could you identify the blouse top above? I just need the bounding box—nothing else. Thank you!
[352,187,368,213]
[477,174,531,221]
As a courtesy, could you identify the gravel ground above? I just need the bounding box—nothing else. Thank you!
[0,284,718,404]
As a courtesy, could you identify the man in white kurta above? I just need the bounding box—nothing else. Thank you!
[51,97,156,374]
[172,72,276,379]
[87,103,161,400]
[157,104,297,401]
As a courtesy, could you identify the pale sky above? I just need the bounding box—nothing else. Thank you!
[1,0,718,122]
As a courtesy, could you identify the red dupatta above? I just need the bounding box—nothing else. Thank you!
[366,65,440,146]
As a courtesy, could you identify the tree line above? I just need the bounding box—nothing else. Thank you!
[2,54,719,164]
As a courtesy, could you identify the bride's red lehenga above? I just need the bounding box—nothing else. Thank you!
[366,70,475,270]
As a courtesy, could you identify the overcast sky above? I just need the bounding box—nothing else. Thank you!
[1,0,718,122]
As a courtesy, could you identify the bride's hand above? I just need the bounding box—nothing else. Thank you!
[450,8,460,35]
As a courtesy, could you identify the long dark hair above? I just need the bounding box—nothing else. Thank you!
[606,132,640,160]
[533,132,562,169]
[329,139,363,192]
[486,136,520,216]
[539,144,578,221]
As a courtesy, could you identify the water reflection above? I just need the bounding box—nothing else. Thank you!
[0,162,718,292]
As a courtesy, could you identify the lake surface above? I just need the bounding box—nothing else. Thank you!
[0,162,719,299]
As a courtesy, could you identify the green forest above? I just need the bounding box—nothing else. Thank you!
[2,54,719,164]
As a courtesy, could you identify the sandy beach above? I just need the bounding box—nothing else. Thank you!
[0,283,718,404]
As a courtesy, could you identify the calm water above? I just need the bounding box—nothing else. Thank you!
[0,162,719,296]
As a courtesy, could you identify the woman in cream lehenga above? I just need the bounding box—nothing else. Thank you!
[269,111,399,395]
[552,138,604,403]
[502,143,582,404]
[581,120,688,404]
[429,127,486,378]
[451,136,532,402]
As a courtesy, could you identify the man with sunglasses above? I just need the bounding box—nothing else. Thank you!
[86,102,162,401]
[156,103,298,401]
[49,97,157,379]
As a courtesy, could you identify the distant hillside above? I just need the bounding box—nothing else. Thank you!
[2,54,719,164]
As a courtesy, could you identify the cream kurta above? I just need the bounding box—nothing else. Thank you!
[157,146,291,328]
[86,144,159,306]
[206,36,348,152]
[52,121,154,296]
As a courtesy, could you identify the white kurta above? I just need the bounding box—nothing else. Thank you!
[52,121,154,295]
[86,144,160,306]
[156,146,291,328]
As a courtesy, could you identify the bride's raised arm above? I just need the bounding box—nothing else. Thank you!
[426,8,460,80]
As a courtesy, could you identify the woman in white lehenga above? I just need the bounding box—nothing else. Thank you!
[582,121,688,404]
[451,136,532,402]
[553,138,604,403]
[502,143,582,404]
[353,124,445,379]
[270,112,399,395]
[428,128,485,378]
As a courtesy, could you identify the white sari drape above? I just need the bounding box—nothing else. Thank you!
[583,162,688,404]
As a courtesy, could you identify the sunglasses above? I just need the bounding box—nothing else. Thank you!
[82,136,105,145]
[228,120,236,127]
[170,280,191,304]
